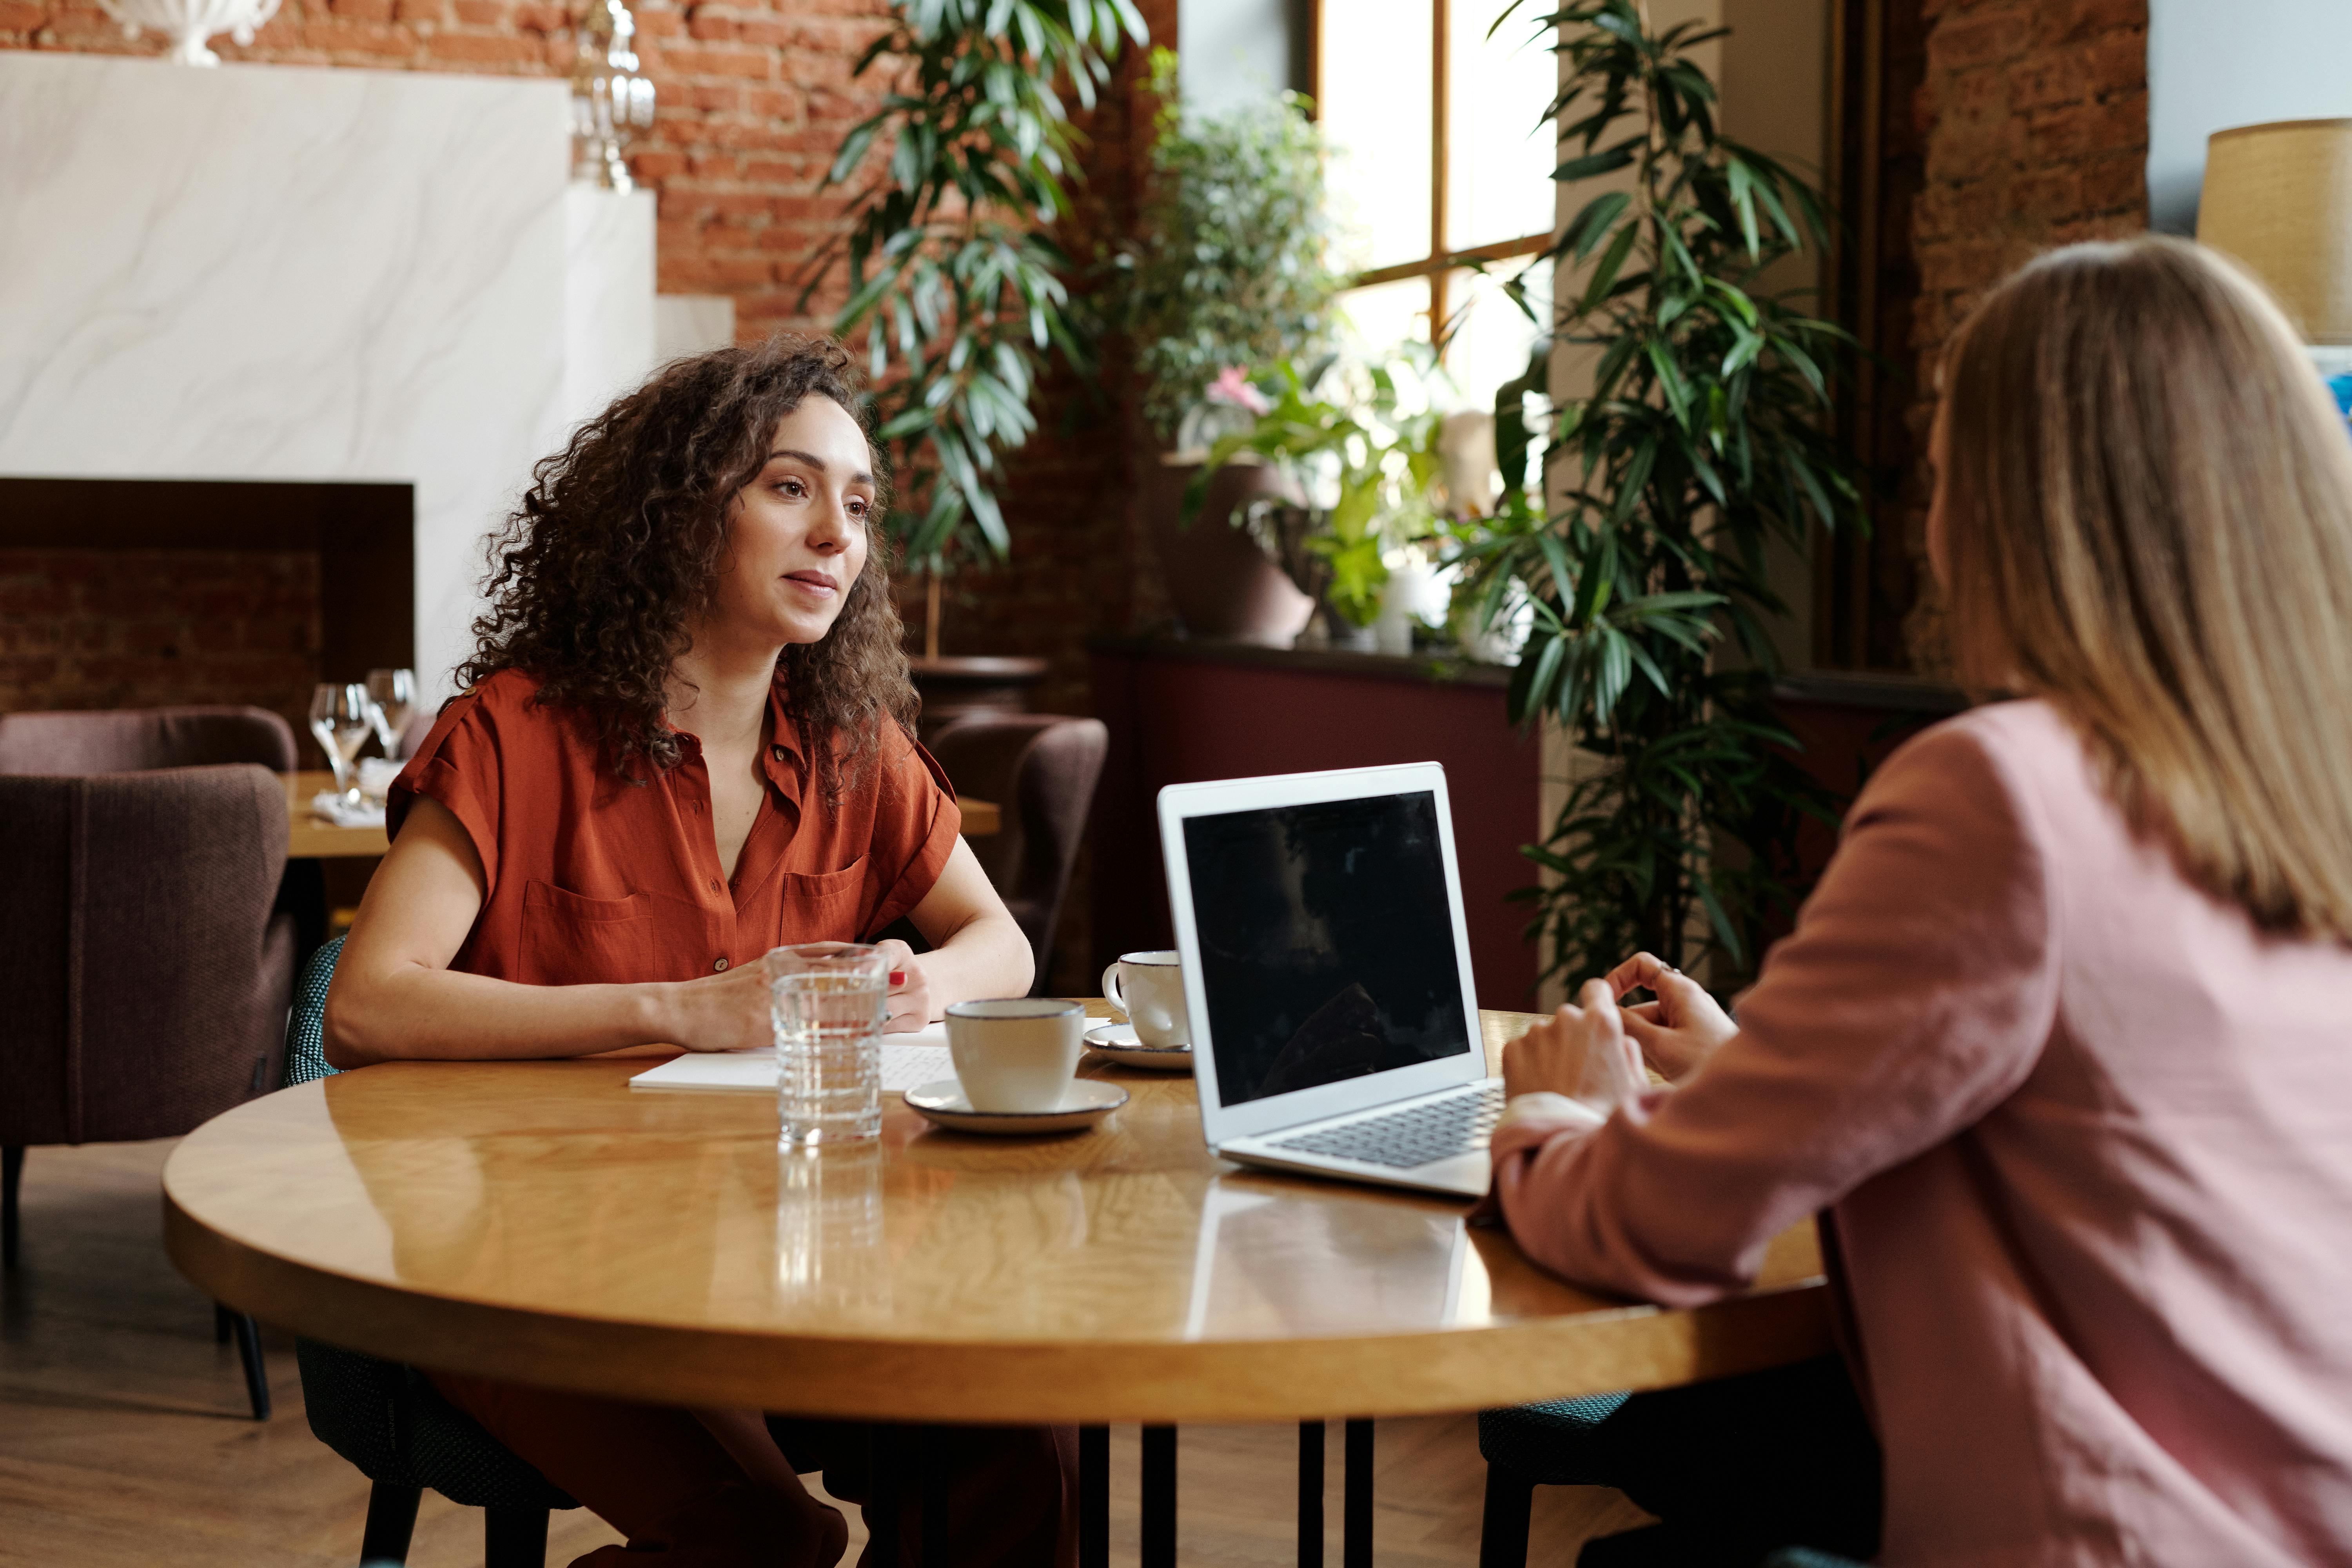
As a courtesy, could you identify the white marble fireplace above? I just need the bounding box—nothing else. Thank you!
[0,53,664,699]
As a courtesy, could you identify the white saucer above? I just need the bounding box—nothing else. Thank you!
[1083,1022,1194,1073]
[903,1077,1129,1136]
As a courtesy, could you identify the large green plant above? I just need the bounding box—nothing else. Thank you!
[1116,50,1347,444]
[1461,0,1863,987]
[805,0,1147,579]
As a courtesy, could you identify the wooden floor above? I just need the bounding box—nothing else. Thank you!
[0,1140,1649,1566]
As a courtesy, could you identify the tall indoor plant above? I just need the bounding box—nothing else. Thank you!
[1463,0,1864,986]
[1117,49,1346,445]
[803,0,1147,654]
[1116,54,1348,644]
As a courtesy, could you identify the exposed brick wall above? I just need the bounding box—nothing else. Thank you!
[0,548,321,734]
[1902,0,2148,666]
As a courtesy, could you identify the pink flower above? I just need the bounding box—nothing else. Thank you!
[1205,366,1271,415]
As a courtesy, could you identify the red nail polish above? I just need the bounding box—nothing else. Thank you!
[890,969,906,985]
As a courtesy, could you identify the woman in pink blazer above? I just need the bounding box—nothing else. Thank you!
[1494,236,2352,1566]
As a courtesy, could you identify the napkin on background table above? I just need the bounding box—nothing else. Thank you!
[309,791,388,828]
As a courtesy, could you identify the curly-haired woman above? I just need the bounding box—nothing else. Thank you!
[325,338,1063,1566]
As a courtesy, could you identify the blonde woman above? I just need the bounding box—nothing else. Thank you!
[1494,236,2352,1565]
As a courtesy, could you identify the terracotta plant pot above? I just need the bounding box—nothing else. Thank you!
[1145,456,1316,646]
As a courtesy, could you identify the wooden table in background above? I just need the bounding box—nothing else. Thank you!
[279,771,998,858]
[165,1007,1827,1561]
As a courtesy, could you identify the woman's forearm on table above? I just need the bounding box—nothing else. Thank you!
[323,962,675,1068]
[916,908,1035,1011]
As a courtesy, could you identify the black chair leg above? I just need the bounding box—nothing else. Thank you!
[484,1504,549,1568]
[1343,1418,1374,1568]
[3,1145,23,1269]
[358,1481,421,1565]
[1478,1463,1536,1568]
[229,1310,270,1420]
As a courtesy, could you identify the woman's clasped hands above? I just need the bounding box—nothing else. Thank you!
[1501,951,1740,1121]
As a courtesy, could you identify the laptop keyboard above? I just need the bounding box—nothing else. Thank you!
[1268,1083,1506,1169]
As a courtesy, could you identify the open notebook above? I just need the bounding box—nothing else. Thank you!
[627,1021,953,1095]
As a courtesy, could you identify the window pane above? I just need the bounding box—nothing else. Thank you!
[1320,0,1435,270]
[1339,276,1435,359]
[1444,262,1553,433]
[1446,4,1557,252]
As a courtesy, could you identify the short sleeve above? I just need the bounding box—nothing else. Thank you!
[385,688,503,898]
[859,722,963,938]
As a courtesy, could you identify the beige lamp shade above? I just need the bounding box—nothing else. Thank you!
[2199,118,2352,345]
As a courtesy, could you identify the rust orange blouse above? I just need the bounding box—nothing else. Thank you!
[385,668,960,987]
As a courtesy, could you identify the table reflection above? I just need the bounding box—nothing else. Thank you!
[1185,1175,1471,1339]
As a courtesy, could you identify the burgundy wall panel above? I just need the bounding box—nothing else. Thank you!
[1090,644,1543,1010]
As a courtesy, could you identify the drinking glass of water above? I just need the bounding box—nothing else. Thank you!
[309,682,377,805]
[769,942,892,1149]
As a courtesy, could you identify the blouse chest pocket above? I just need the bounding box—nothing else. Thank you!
[519,880,665,987]
[775,856,870,946]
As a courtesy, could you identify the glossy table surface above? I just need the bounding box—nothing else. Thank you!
[279,771,1000,858]
[165,1007,1829,1424]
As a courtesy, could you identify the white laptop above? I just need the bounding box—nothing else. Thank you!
[1158,762,1502,1199]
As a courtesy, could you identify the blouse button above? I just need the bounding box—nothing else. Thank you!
[713,956,729,971]
[770,744,786,760]
[710,877,722,893]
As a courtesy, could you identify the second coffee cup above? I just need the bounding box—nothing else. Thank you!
[1100,950,1191,1049]
[945,998,1086,1112]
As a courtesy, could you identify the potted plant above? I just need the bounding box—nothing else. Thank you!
[1185,348,1448,652]
[1457,0,1864,987]
[801,0,1147,690]
[1116,50,1348,644]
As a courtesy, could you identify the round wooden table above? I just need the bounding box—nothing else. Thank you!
[165,1007,1828,1428]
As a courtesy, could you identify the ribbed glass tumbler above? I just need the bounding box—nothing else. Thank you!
[768,942,890,1149]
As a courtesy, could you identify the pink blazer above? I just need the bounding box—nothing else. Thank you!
[1491,700,2352,1566]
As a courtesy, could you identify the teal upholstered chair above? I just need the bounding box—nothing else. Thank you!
[1476,1392,1632,1566]
[284,937,581,1567]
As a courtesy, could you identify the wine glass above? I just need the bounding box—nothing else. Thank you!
[309,682,377,805]
[367,667,417,758]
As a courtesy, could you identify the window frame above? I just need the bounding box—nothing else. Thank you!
[1310,0,1555,354]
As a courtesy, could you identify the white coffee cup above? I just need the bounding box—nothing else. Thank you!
[945,998,1086,1113]
[1100,950,1190,1049]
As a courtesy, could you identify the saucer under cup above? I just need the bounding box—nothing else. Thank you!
[944,997,1085,1113]
[1101,950,1190,1049]
[904,1077,1128,1136]
[1083,1022,1194,1073]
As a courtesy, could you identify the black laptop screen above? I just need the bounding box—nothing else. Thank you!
[1181,789,1474,1107]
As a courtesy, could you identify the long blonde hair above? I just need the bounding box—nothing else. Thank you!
[1941,236,2352,941]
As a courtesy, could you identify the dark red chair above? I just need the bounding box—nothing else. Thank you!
[925,713,1109,993]
[0,705,301,1420]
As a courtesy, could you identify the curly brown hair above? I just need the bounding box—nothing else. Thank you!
[458,335,917,795]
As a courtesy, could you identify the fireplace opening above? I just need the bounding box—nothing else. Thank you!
[0,477,414,770]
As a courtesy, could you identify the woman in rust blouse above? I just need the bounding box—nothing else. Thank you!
[325,339,1062,1566]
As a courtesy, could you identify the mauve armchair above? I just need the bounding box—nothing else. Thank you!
[926,713,1109,994]
[0,705,302,1421]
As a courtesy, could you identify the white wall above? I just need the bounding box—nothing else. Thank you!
[2148,0,2352,234]
[0,56,656,703]
[1179,0,1293,118]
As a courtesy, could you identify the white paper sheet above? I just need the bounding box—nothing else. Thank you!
[626,1022,955,1095]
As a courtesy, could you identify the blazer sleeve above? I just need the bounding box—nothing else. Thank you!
[1491,717,2062,1307]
